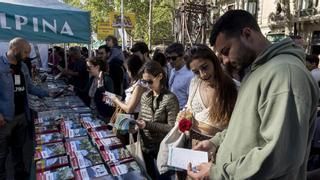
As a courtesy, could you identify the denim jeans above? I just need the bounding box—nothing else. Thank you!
[0,113,27,180]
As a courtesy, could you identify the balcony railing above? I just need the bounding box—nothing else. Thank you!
[299,7,319,17]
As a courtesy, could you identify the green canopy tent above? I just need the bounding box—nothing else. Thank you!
[0,0,91,44]
[0,0,91,69]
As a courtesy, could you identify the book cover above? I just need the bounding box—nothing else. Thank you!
[35,125,59,134]
[36,166,74,180]
[74,164,113,180]
[65,137,97,155]
[81,117,108,131]
[109,161,141,176]
[61,120,82,132]
[100,148,132,163]
[36,156,69,172]
[95,137,122,150]
[34,142,66,161]
[64,128,87,139]
[36,132,63,145]
[34,117,56,125]
[88,130,116,140]
[70,151,103,170]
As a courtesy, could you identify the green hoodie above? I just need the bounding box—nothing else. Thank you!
[209,38,319,179]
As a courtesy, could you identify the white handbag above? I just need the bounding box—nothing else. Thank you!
[126,131,147,172]
[156,123,186,174]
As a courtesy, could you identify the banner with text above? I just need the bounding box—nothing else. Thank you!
[97,21,114,40]
[109,12,136,29]
[0,2,91,43]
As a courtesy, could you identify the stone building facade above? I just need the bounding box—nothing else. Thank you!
[212,0,320,54]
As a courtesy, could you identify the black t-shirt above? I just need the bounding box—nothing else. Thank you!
[10,63,27,115]
[71,58,88,89]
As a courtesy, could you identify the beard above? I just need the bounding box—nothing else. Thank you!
[221,42,256,81]
[14,52,25,62]
[234,41,256,72]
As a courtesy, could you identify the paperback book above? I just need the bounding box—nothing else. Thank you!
[35,125,59,134]
[64,128,87,139]
[70,151,104,170]
[36,132,63,145]
[109,161,141,176]
[61,120,82,133]
[36,166,74,180]
[36,155,69,172]
[94,137,122,150]
[100,148,133,163]
[81,117,108,131]
[35,142,66,161]
[74,164,113,180]
[65,137,98,155]
[88,130,116,140]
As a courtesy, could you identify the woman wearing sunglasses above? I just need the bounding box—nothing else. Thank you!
[185,44,238,144]
[136,60,179,179]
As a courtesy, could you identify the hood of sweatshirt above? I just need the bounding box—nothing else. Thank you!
[250,38,305,71]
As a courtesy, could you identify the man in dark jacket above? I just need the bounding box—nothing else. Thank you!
[98,44,125,97]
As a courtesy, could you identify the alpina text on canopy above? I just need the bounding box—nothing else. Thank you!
[0,13,74,36]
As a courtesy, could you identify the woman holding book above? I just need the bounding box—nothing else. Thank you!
[184,44,238,145]
[103,55,146,145]
[85,57,114,119]
[157,45,238,180]
[106,55,146,118]
[136,60,179,179]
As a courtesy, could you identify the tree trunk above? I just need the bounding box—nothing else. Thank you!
[148,0,153,50]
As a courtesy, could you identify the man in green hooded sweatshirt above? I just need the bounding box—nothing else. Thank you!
[187,10,320,180]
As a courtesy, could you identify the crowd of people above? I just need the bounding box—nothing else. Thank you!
[1,9,320,180]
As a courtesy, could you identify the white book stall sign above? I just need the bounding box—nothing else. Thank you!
[167,147,208,170]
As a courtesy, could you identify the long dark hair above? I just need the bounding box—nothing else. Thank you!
[126,55,143,82]
[186,44,237,127]
[139,60,167,88]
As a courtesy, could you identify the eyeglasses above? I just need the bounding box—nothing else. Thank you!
[140,79,153,85]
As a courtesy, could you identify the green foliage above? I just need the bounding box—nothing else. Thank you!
[63,0,114,32]
[152,1,174,44]
[63,0,175,44]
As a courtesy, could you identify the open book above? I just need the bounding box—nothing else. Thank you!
[167,147,208,170]
[104,91,122,106]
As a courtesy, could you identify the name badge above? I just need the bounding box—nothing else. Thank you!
[14,75,21,85]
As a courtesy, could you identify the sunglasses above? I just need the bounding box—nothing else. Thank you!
[141,79,153,85]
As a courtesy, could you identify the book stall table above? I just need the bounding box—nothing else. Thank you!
[29,75,148,180]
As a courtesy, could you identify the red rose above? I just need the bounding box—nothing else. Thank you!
[178,118,192,132]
